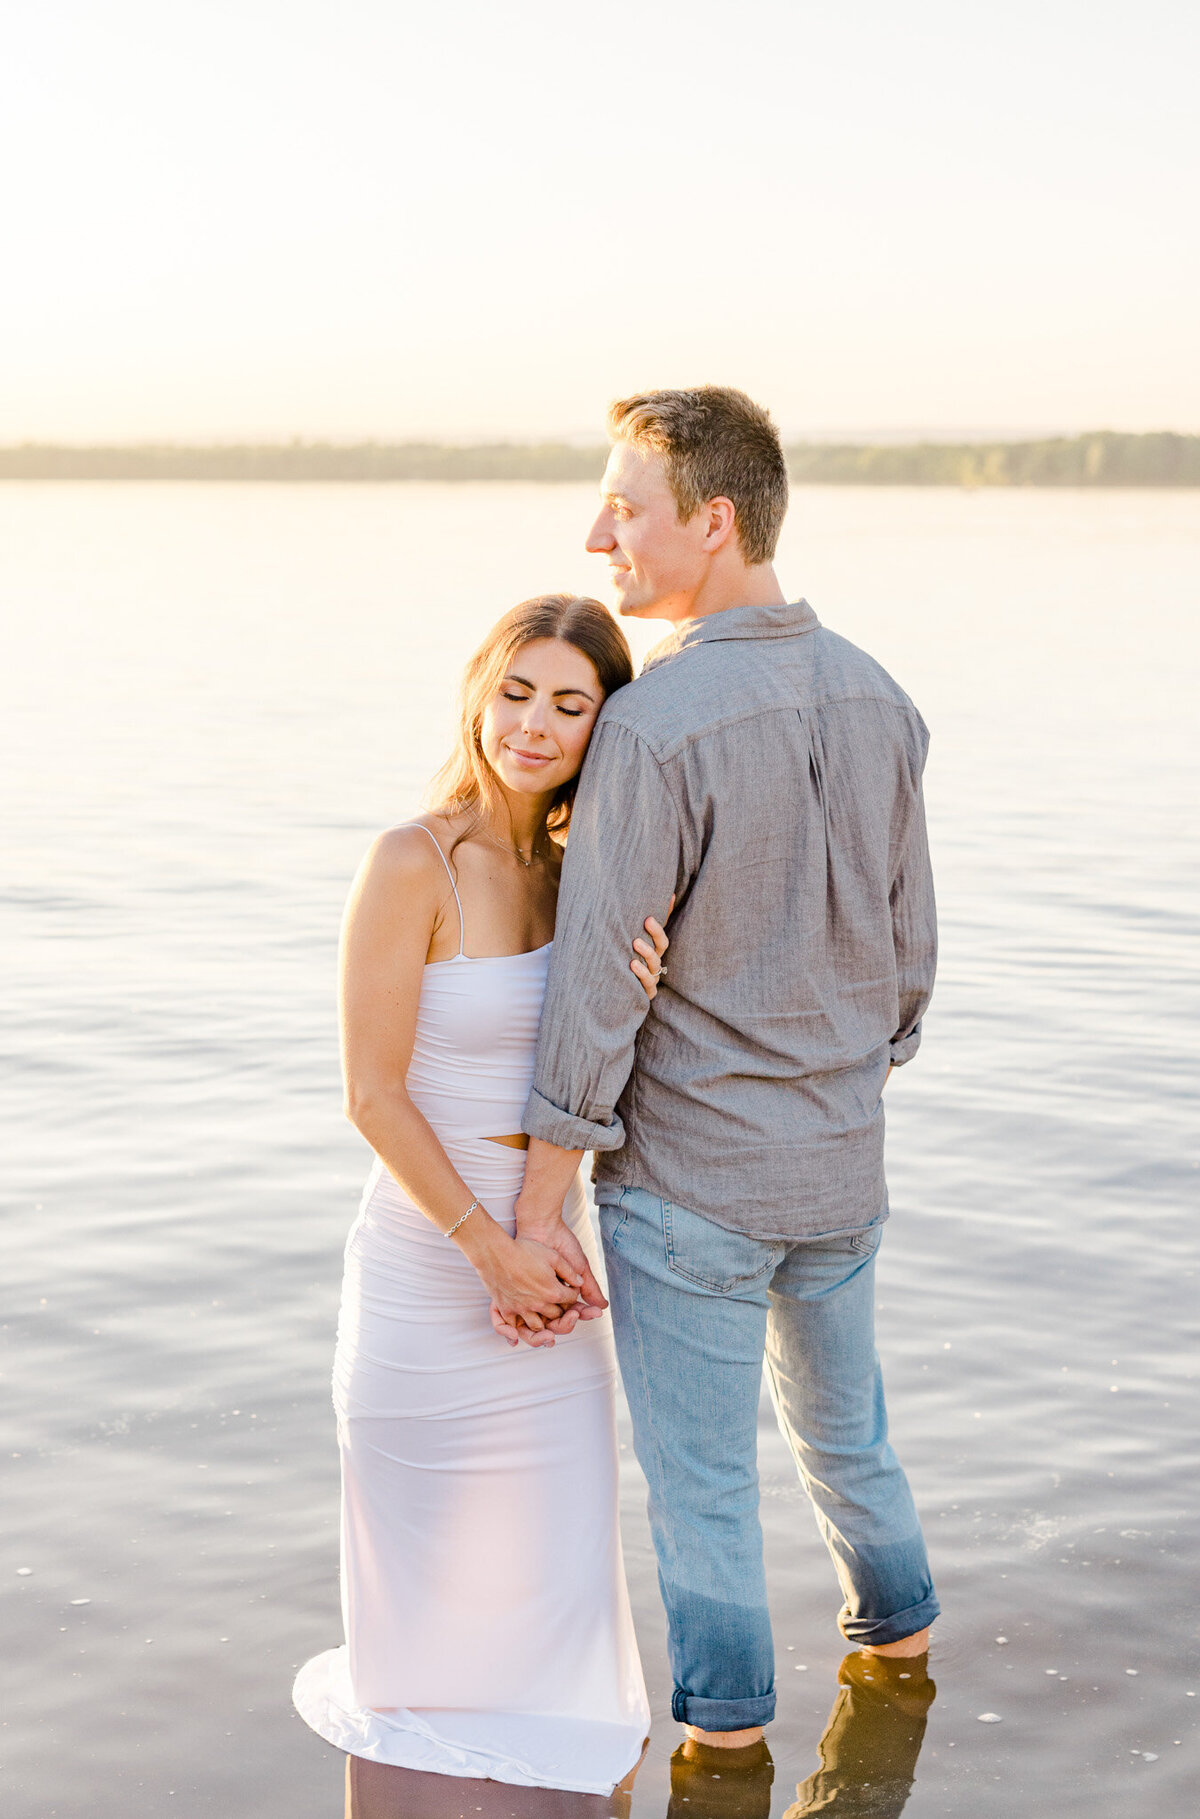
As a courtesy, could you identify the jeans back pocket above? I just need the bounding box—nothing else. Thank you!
[662,1198,784,1294]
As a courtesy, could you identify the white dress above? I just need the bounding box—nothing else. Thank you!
[293,829,649,1795]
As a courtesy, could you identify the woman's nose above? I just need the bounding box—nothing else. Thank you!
[520,698,551,735]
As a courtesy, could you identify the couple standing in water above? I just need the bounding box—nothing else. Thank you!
[295,386,940,1805]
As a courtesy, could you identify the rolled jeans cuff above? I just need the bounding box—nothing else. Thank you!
[670,1688,776,1730]
[839,1588,941,1648]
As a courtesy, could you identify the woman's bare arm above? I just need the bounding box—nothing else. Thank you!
[339,827,469,1223]
[340,826,581,1336]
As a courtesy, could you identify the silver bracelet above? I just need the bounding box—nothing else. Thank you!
[445,1197,481,1239]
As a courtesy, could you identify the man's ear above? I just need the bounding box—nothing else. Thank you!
[702,496,738,552]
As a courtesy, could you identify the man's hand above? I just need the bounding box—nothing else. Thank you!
[543,1219,607,1327]
[526,1216,607,1334]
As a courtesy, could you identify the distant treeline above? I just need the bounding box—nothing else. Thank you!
[784,432,1200,487]
[0,441,605,483]
[1,431,1197,486]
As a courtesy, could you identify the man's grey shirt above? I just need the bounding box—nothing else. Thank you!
[523,599,936,1239]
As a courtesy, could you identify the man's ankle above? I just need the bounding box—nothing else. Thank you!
[860,1626,931,1659]
[684,1724,765,1749]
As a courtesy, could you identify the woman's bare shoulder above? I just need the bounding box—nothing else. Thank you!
[352,815,464,903]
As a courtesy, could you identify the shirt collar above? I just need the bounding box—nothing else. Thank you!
[642,599,820,672]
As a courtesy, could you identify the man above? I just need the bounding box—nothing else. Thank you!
[512,386,939,1752]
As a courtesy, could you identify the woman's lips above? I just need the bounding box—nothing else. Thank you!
[505,746,552,765]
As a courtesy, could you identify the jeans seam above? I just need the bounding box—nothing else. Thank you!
[623,1201,683,1603]
[603,1186,631,1248]
[764,1341,861,1615]
[767,1295,871,1571]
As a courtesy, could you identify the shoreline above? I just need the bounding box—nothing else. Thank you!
[1,430,1197,487]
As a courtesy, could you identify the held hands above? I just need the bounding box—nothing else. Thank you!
[469,1228,590,1349]
[489,1219,608,1349]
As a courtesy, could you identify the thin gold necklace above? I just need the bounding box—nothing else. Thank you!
[477,823,542,869]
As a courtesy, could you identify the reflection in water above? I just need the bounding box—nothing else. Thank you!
[341,1654,933,1819]
[345,1753,638,1819]
[782,1651,936,1818]
[668,1738,775,1817]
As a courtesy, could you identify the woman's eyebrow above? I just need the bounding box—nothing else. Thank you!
[505,672,595,702]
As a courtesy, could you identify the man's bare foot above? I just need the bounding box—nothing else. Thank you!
[861,1626,931,1658]
[684,1724,765,1748]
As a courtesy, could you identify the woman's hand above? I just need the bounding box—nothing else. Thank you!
[631,896,674,1000]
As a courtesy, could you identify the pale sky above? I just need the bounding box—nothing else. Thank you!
[3,0,1196,442]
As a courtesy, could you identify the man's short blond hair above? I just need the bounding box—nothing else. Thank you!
[607,385,788,566]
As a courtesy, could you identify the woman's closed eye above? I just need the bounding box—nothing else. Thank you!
[502,691,584,719]
[500,689,582,717]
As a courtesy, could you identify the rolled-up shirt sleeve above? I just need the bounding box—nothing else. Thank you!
[524,718,682,1151]
[888,772,937,1066]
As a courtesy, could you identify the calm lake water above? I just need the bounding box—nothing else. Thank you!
[2,483,1198,1818]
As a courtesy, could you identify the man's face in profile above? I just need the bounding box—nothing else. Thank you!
[586,441,707,622]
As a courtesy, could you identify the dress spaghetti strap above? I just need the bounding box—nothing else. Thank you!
[411,823,465,956]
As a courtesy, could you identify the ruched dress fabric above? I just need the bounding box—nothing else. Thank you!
[293,836,649,1796]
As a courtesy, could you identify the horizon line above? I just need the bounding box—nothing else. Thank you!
[3,426,1199,451]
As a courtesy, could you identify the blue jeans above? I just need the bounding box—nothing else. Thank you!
[597,1185,939,1733]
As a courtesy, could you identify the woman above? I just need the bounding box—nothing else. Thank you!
[294,595,665,1796]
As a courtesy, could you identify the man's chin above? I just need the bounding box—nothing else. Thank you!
[609,572,677,619]
[615,592,663,620]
